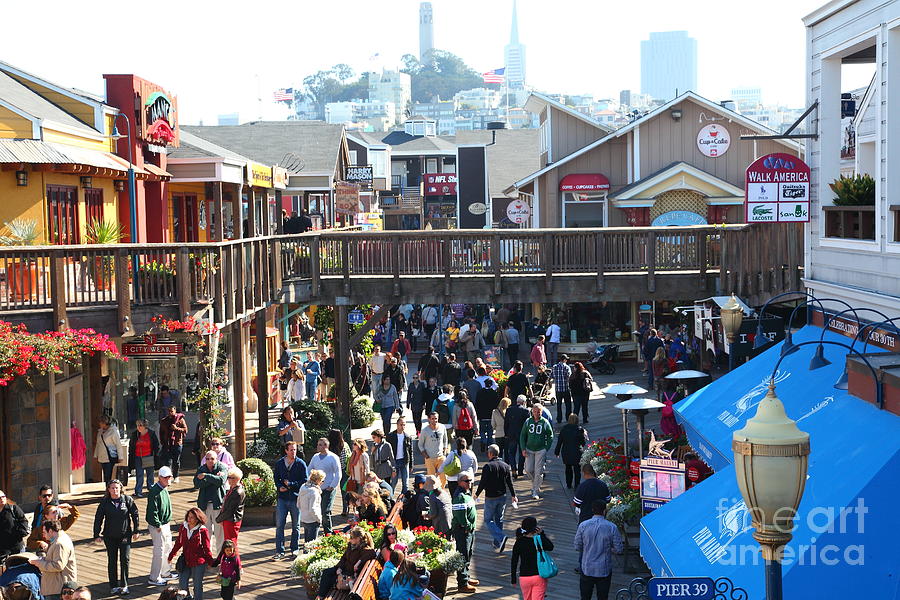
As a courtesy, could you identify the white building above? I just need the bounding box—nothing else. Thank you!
[640,31,698,101]
[369,70,412,125]
[325,100,396,130]
[454,88,502,111]
[419,2,434,61]
[504,0,527,89]
[803,0,900,315]
[730,86,763,110]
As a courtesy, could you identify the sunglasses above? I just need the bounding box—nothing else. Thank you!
[62,591,75,596]
[41,494,53,498]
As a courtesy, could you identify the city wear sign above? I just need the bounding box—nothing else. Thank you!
[745,153,810,223]
[696,124,730,157]
[506,199,531,224]
[247,162,273,188]
[122,335,183,358]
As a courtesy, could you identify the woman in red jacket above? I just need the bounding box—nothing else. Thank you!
[169,507,214,600]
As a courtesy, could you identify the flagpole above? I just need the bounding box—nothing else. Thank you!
[505,75,509,124]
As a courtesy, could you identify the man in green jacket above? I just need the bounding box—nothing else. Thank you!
[451,471,479,593]
[195,450,228,556]
[146,466,175,586]
[520,402,553,499]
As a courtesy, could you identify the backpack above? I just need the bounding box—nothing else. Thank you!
[456,405,474,430]
[582,375,593,393]
[436,398,451,424]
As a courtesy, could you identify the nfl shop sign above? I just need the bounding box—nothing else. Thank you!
[696,124,730,157]
[506,199,531,224]
[745,153,810,223]
[424,173,457,196]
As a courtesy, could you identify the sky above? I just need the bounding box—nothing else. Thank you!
[0,0,876,125]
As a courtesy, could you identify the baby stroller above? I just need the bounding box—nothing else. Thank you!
[529,368,555,405]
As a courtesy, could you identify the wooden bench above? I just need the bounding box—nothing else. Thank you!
[326,498,405,600]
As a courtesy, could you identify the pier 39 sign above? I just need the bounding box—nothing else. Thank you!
[745,153,811,223]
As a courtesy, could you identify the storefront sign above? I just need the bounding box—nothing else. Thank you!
[745,153,810,223]
[649,577,716,600]
[272,166,288,190]
[559,173,610,192]
[650,210,708,227]
[467,202,487,215]
[505,199,531,224]
[122,334,183,358]
[811,311,899,351]
[696,124,730,157]
[424,173,457,196]
[247,163,273,188]
[345,166,373,185]
[335,181,361,215]
[640,456,686,513]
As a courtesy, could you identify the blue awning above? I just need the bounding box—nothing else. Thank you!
[641,326,900,598]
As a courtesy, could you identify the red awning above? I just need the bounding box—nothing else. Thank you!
[559,173,610,192]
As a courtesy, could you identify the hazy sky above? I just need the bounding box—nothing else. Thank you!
[0,0,874,125]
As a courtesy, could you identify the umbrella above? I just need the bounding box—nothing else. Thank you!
[614,398,665,411]
[614,398,664,459]
[603,383,648,396]
[664,370,710,380]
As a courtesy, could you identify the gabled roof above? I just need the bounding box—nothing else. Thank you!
[507,91,804,193]
[0,70,100,137]
[456,129,540,198]
[610,161,745,205]
[523,91,614,134]
[169,130,251,164]
[182,121,346,175]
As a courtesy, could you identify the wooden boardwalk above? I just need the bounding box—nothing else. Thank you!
[56,364,657,600]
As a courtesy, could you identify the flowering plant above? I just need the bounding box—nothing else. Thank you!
[606,491,641,528]
[242,474,276,508]
[581,436,628,493]
[150,315,219,336]
[0,321,123,386]
[137,260,175,276]
[407,526,460,571]
[291,532,348,579]
[489,368,508,387]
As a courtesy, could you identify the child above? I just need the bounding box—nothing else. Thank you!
[377,548,402,600]
[213,540,242,600]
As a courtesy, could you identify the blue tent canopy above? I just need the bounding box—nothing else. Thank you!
[641,326,900,598]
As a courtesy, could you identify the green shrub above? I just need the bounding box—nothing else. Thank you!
[236,457,273,483]
[243,473,276,508]
[247,427,283,460]
[351,398,376,428]
[303,428,328,458]
[830,174,876,206]
[291,399,334,431]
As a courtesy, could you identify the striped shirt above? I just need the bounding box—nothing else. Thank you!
[574,516,623,577]
[551,361,572,392]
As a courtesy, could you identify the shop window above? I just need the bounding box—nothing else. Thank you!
[172,193,199,242]
[47,185,80,245]
[563,192,606,228]
[85,188,103,227]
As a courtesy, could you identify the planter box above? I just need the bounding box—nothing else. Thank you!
[242,504,275,526]
[823,205,875,240]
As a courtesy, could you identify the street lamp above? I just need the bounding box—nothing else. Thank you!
[110,112,138,244]
[720,294,744,371]
[732,384,809,600]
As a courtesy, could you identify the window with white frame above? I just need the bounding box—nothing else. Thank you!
[562,192,606,228]
[539,120,550,154]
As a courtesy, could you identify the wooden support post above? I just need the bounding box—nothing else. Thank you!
[719,229,728,294]
[596,232,606,293]
[235,244,246,316]
[273,239,283,301]
[232,321,247,459]
[255,312,269,431]
[253,241,263,308]
[311,236,321,298]
[647,231,657,293]
[342,238,351,296]
[443,234,452,297]
[176,247,191,319]
[392,235,401,297]
[543,232,553,294]
[247,188,257,238]
[349,304,391,348]
[491,233,502,296]
[213,182,224,241]
[224,246,235,323]
[115,248,132,335]
[231,184,243,239]
[49,251,68,331]
[335,304,351,422]
[698,229,708,290]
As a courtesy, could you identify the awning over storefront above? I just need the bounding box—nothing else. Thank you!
[641,326,900,598]
[0,139,170,180]
[559,173,609,192]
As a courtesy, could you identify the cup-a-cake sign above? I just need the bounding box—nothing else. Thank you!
[696,124,731,157]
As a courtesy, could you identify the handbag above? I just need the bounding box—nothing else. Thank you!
[534,535,559,579]
[345,479,358,493]
[175,554,186,573]
[335,574,355,590]
[443,451,462,476]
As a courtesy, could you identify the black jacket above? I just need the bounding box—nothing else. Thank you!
[417,353,441,381]
[128,429,161,470]
[511,531,554,583]
[554,423,588,465]
[216,485,246,523]
[0,504,30,554]
[474,386,500,420]
[474,457,516,499]
[384,363,406,391]
[386,430,414,468]
[441,361,462,387]
[504,404,529,441]
[401,489,429,529]
[93,495,139,538]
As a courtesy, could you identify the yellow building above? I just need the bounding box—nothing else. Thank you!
[0,61,169,244]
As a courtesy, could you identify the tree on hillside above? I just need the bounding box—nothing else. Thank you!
[401,50,486,103]
[301,64,369,119]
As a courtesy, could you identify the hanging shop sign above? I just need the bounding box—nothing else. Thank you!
[650,210,707,227]
[138,81,179,150]
[696,124,730,157]
[506,198,531,224]
[122,334,183,359]
[272,166,289,190]
[640,456,686,512]
[649,577,716,600]
[247,162,274,188]
[335,181,362,215]
[345,166,374,186]
[424,173,458,196]
[559,173,610,193]
[745,153,811,223]
[467,202,488,215]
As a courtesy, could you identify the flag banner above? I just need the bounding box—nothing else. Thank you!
[273,88,293,102]
[482,68,505,83]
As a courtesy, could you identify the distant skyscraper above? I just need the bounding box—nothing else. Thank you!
[504,0,526,89]
[731,86,763,110]
[419,2,434,61]
[640,31,697,101]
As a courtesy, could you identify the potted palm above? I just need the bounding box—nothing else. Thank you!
[0,218,40,301]
[85,219,125,290]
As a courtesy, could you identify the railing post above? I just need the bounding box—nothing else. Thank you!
[310,235,321,298]
[719,229,729,294]
[392,235,401,297]
[49,250,68,331]
[273,239,283,302]
[647,231,657,293]
[253,241,263,309]
[342,237,351,296]
[115,249,132,335]
[213,247,225,324]
[543,232,553,294]
[235,243,246,317]
[596,232,605,293]
[698,228,708,290]
[492,233,502,296]
[443,233,452,297]
[176,247,191,319]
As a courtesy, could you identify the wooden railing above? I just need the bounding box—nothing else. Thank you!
[0,223,802,330]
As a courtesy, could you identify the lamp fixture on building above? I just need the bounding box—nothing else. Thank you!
[720,294,744,371]
[80,176,93,188]
[114,180,126,192]
[15,170,27,187]
[670,108,683,121]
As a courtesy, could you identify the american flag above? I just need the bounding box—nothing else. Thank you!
[273,88,294,102]
[482,68,505,84]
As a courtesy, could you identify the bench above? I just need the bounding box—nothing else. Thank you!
[326,498,405,600]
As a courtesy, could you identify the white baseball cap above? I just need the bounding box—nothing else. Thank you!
[158,466,174,478]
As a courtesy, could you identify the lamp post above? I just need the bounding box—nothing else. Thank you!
[720,294,744,371]
[111,112,138,244]
[732,384,809,600]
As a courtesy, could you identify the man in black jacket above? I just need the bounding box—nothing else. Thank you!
[473,445,517,553]
[474,380,500,453]
[401,474,430,529]
[386,417,414,494]
[503,396,529,476]
[643,329,665,389]
[0,489,30,562]
[441,353,462,391]
[93,479,140,595]
[417,346,441,384]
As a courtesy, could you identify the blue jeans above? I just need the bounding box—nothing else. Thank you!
[165,444,183,478]
[394,462,410,494]
[302,522,319,542]
[381,406,396,430]
[478,420,493,449]
[483,496,507,547]
[505,438,524,474]
[179,564,205,600]
[134,455,154,496]
[320,488,336,534]
[275,497,300,553]
[306,379,318,401]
